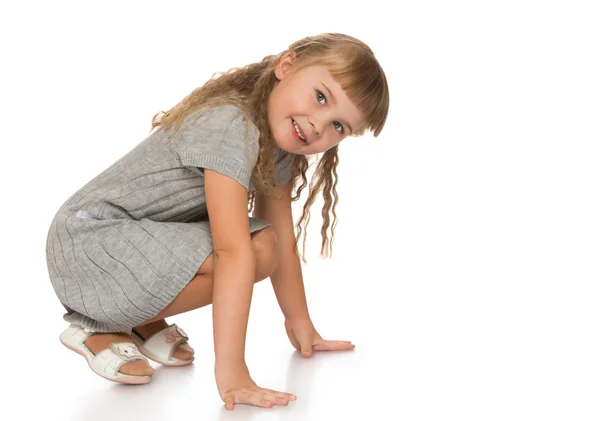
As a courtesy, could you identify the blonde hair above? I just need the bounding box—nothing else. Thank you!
[151,33,389,261]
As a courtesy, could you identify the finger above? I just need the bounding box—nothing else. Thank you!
[315,339,354,346]
[299,333,313,358]
[262,388,297,401]
[313,340,356,351]
[238,390,274,408]
[223,392,235,410]
[315,338,354,344]
[301,347,312,358]
[285,327,301,352]
[315,340,352,344]
[261,392,290,406]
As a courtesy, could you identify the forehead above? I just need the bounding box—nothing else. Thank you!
[296,65,339,87]
[297,65,366,133]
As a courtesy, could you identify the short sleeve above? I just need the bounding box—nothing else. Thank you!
[170,105,260,190]
[274,148,295,185]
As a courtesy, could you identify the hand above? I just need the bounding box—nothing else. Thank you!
[215,362,296,410]
[284,318,355,358]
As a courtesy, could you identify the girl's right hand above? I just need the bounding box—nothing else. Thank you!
[215,363,296,410]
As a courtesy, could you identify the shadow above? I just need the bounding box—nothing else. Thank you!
[68,383,168,421]
[277,350,326,421]
[68,363,197,421]
[216,350,327,420]
[217,403,259,421]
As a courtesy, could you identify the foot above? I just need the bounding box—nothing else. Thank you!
[133,319,194,362]
[84,332,155,377]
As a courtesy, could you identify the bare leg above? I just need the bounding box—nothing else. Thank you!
[139,226,279,324]
[83,227,279,377]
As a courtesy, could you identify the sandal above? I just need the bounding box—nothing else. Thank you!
[59,324,152,385]
[131,324,194,367]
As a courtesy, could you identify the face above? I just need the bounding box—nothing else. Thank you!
[267,55,366,155]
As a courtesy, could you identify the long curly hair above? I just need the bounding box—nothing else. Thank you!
[150,33,389,261]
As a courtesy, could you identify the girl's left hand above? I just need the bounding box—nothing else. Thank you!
[284,318,355,358]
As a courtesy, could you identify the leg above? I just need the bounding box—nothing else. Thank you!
[85,227,279,376]
[138,226,279,325]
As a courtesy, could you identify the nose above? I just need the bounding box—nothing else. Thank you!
[309,117,324,137]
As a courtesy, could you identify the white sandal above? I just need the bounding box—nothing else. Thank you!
[131,324,194,367]
[59,324,152,385]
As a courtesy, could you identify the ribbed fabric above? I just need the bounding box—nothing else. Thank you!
[46,105,294,332]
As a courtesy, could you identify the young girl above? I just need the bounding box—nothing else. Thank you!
[47,32,389,409]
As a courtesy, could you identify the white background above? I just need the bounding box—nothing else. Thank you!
[1,0,599,419]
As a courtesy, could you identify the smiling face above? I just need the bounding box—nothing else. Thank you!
[267,54,366,155]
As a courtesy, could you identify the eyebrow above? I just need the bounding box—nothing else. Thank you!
[321,81,354,134]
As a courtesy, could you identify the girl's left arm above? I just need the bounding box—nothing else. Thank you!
[254,182,355,357]
[253,182,310,321]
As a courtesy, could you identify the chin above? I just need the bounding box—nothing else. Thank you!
[271,133,294,152]
[271,135,288,151]
[278,144,299,154]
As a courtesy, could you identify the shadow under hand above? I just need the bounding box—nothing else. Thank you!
[217,402,259,421]
[277,350,327,421]
[216,350,326,421]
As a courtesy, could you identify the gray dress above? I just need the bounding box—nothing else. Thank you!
[46,105,295,332]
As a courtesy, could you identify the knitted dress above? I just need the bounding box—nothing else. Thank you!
[45,105,294,332]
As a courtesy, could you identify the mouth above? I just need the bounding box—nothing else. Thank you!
[291,119,307,144]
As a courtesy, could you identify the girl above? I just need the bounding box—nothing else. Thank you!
[47,32,389,409]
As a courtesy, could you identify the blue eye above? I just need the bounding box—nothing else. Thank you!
[316,90,326,105]
[316,90,343,134]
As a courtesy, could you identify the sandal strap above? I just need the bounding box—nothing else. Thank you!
[137,324,189,362]
[92,342,146,377]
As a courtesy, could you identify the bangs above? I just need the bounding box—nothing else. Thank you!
[287,34,389,137]
[327,53,389,137]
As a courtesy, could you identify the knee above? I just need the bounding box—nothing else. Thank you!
[251,227,279,281]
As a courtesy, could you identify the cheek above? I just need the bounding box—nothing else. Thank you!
[325,129,344,144]
[311,134,343,154]
[285,88,312,112]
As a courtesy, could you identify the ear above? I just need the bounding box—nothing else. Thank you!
[274,52,296,81]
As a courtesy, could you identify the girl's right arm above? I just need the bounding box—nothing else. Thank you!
[204,168,295,410]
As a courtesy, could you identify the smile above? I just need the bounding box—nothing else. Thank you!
[292,119,307,143]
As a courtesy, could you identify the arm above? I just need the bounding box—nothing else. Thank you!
[254,181,356,358]
[205,169,255,369]
[253,181,310,321]
[206,169,296,408]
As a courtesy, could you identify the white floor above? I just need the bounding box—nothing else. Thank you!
[9,225,600,420]
[3,1,600,419]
